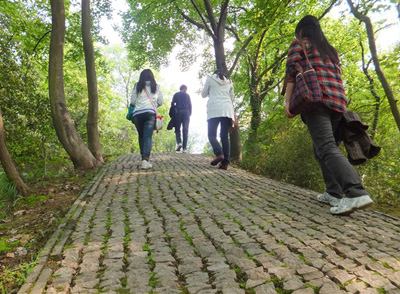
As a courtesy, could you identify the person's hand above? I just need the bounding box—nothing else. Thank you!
[285,104,296,118]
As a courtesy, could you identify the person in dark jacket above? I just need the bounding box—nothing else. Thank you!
[171,85,192,153]
[284,15,373,215]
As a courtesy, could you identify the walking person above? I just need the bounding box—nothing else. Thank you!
[284,15,373,215]
[201,69,235,170]
[171,85,192,153]
[130,69,164,169]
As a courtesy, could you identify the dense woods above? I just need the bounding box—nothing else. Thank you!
[1,0,400,220]
[0,0,399,291]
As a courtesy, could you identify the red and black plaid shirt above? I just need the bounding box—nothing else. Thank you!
[286,38,347,113]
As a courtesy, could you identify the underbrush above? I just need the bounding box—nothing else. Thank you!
[0,167,97,293]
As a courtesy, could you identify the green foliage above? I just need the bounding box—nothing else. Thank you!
[242,115,325,192]
[19,195,50,207]
[0,237,20,254]
[0,261,36,293]
[0,172,17,203]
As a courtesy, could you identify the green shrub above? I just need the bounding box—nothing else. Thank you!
[0,172,17,203]
[242,117,325,192]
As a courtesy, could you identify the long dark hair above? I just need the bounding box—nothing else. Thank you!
[136,69,157,94]
[295,15,339,64]
[213,69,228,81]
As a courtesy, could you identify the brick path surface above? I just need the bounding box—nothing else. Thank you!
[18,153,400,294]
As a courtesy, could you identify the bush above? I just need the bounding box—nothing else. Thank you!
[242,116,325,192]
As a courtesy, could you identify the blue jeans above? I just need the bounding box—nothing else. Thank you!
[208,117,231,165]
[133,112,155,160]
[302,106,368,198]
[175,109,191,150]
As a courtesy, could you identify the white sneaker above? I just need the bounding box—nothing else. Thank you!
[141,160,152,170]
[182,149,188,153]
[176,143,182,152]
[330,195,373,216]
[317,192,341,207]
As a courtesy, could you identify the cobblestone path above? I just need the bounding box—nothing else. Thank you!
[18,153,400,294]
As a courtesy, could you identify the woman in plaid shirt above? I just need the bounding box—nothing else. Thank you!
[284,15,373,215]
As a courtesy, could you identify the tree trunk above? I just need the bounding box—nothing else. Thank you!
[0,106,29,196]
[229,127,242,162]
[49,0,101,170]
[249,94,262,142]
[213,38,228,72]
[82,0,104,163]
[360,42,380,140]
[347,0,400,133]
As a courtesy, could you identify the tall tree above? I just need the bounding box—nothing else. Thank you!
[49,0,102,169]
[82,0,103,163]
[347,0,400,133]
[0,106,29,196]
[180,0,245,161]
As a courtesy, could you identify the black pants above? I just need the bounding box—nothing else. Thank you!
[208,117,231,165]
[132,112,156,160]
[302,106,368,198]
[175,109,191,150]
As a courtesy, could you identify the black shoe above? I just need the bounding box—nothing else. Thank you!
[211,155,224,166]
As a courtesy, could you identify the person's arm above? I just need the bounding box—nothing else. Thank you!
[229,82,234,101]
[188,94,192,116]
[284,40,302,119]
[171,93,176,106]
[285,82,295,118]
[201,77,210,98]
[130,83,137,105]
[156,85,164,107]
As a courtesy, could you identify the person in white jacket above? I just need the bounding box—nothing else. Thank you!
[130,69,164,169]
[201,70,235,170]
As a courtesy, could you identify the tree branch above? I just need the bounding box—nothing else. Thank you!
[33,30,52,53]
[190,0,216,39]
[228,35,253,76]
[202,0,218,34]
[258,51,287,81]
[217,0,229,38]
[319,0,339,19]
[174,3,205,30]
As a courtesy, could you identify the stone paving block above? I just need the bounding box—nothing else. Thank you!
[345,279,368,293]
[292,288,314,294]
[246,279,266,288]
[30,268,53,294]
[268,266,295,280]
[246,266,269,280]
[318,280,343,294]
[253,282,277,294]
[283,276,304,291]
[327,268,356,284]
[358,288,380,294]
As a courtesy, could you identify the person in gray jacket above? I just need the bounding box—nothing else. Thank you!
[130,69,164,169]
[201,69,235,170]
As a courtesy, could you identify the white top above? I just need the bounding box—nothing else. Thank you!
[130,81,164,116]
[201,74,235,121]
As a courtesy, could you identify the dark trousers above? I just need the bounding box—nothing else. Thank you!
[175,109,191,150]
[208,117,231,165]
[302,106,368,198]
[132,112,155,160]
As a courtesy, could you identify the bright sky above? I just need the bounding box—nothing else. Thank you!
[100,1,400,153]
